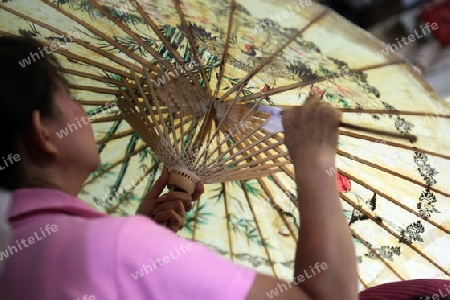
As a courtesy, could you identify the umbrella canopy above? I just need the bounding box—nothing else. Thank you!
[1,0,450,289]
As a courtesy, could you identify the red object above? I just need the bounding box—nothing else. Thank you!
[420,0,450,45]
[336,173,351,193]
[261,84,270,93]
[243,44,257,56]
[310,86,324,95]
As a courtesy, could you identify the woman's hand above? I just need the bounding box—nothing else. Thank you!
[282,94,341,163]
[137,167,204,232]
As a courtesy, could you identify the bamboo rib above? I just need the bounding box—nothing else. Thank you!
[258,178,298,242]
[340,130,450,160]
[130,70,168,144]
[206,10,331,142]
[90,114,125,124]
[207,118,276,167]
[341,109,450,119]
[0,3,142,76]
[221,140,280,172]
[234,126,420,279]
[340,122,417,143]
[68,84,120,95]
[247,139,295,194]
[205,127,281,171]
[201,104,269,165]
[275,94,420,141]
[218,8,330,102]
[88,0,180,82]
[119,88,162,152]
[132,1,206,93]
[140,70,187,146]
[55,46,132,79]
[118,102,164,157]
[173,0,212,95]
[339,168,450,236]
[42,0,157,75]
[219,126,287,171]
[341,192,450,276]
[229,135,298,239]
[199,82,257,161]
[78,100,117,106]
[214,0,236,98]
[240,180,278,276]
[161,72,183,158]
[351,230,405,282]
[222,182,235,262]
[265,132,450,220]
[96,129,135,145]
[225,164,290,181]
[359,277,369,290]
[337,149,450,198]
[62,68,125,86]
[239,60,404,103]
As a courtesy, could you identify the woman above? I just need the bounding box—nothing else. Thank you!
[0,36,358,300]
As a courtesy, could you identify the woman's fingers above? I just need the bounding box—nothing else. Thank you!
[191,181,204,202]
[159,191,192,204]
[303,93,322,106]
[152,200,186,217]
[152,205,185,232]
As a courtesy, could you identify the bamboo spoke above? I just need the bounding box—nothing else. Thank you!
[339,169,450,236]
[96,129,135,145]
[214,0,236,98]
[0,3,141,75]
[240,180,277,276]
[218,8,330,102]
[173,0,212,95]
[88,0,177,78]
[341,109,450,119]
[62,68,125,86]
[69,84,120,95]
[132,0,206,93]
[350,230,405,282]
[337,149,450,198]
[91,114,125,123]
[341,192,450,276]
[340,130,450,160]
[42,0,155,75]
[239,61,405,103]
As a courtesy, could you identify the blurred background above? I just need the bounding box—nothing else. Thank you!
[319,0,450,100]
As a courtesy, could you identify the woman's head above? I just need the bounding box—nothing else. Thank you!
[0,36,100,194]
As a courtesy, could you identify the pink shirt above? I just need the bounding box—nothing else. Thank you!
[0,188,256,300]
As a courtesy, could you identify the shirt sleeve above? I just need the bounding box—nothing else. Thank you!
[116,215,257,300]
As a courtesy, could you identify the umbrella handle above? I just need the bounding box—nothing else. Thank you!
[159,185,183,229]
[160,171,198,229]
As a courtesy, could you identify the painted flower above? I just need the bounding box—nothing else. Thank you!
[311,86,324,95]
[336,172,351,193]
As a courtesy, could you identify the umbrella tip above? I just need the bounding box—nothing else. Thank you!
[408,135,418,143]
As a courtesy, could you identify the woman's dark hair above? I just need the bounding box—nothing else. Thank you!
[0,36,66,190]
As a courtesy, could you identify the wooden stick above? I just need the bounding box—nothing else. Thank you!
[277,108,417,142]
[339,122,417,143]
[340,109,450,119]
